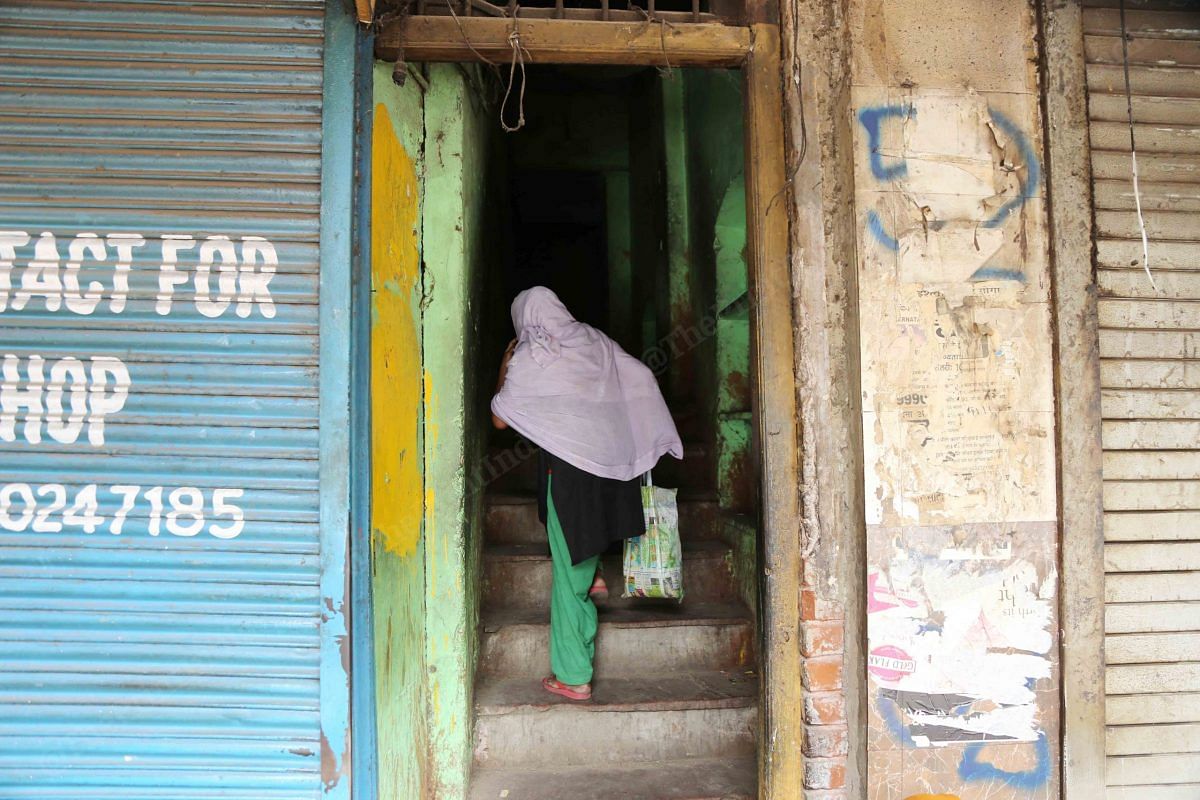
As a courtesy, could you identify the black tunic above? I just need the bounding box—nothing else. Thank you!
[536,449,645,565]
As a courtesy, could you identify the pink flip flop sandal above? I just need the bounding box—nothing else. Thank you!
[542,676,591,701]
[588,577,609,602]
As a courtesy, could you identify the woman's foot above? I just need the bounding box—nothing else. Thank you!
[542,676,591,701]
[588,576,609,602]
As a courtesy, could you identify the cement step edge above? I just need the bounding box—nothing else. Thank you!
[476,670,759,716]
[468,756,757,799]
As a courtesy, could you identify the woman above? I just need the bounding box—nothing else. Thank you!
[491,286,683,701]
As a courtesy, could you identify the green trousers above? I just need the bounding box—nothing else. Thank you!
[546,477,600,686]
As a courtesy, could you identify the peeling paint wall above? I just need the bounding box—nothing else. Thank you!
[681,68,752,511]
[420,64,490,800]
[370,63,490,800]
[371,63,429,800]
[677,68,756,608]
[848,1,1062,798]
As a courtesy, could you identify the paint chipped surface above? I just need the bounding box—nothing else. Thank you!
[370,64,430,800]
[851,2,1061,798]
[867,523,1058,748]
[854,90,1056,528]
[371,102,423,557]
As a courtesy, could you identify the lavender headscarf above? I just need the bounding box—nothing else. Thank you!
[491,286,683,481]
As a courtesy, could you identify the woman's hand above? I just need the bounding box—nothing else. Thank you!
[492,338,519,430]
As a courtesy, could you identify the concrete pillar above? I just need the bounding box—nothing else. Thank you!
[844,0,1063,797]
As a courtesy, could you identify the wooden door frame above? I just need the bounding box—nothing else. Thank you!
[377,19,803,798]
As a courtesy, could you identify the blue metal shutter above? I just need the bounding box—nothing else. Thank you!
[0,2,343,797]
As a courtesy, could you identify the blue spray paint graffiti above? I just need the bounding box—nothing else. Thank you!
[867,210,900,252]
[970,267,1027,283]
[877,690,916,747]
[856,101,1041,284]
[981,108,1041,229]
[958,733,1051,790]
[878,690,1051,791]
[858,104,913,181]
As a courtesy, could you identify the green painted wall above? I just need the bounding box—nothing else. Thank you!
[680,67,747,429]
[661,73,695,401]
[656,68,750,473]
[368,64,754,795]
[677,69,756,609]
[371,63,490,800]
[421,64,490,800]
[713,183,754,513]
[370,62,430,800]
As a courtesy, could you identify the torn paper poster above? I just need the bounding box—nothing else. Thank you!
[859,287,1057,527]
[867,522,1057,746]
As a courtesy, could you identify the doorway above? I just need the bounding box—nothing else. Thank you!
[365,24,798,798]
[476,63,759,795]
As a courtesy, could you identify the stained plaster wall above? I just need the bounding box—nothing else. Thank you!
[848,1,1062,798]
[420,64,490,800]
[370,63,490,800]
[662,73,697,402]
[677,68,757,608]
[370,63,429,800]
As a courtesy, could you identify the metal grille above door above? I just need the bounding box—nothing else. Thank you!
[1083,2,1200,797]
[0,2,347,797]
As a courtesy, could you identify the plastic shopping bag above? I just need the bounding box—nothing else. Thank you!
[622,472,684,600]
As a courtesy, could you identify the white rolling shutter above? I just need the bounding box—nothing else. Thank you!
[1084,3,1200,798]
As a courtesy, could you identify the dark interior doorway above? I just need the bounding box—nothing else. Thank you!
[468,63,763,798]
[506,169,609,329]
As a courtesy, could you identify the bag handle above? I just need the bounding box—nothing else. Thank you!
[643,470,660,525]
[641,470,662,573]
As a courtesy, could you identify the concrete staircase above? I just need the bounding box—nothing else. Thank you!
[468,445,758,800]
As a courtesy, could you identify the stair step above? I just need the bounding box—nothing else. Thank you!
[468,757,756,800]
[652,442,713,493]
[479,603,754,678]
[478,670,757,714]
[482,539,736,610]
[486,492,722,545]
[475,672,757,767]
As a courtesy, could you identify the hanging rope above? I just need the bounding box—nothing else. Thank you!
[445,1,499,72]
[500,14,530,132]
[1119,0,1156,291]
[656,15,675,77]
[632,5,675,77]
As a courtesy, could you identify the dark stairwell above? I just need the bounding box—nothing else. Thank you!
[468,66,759,799]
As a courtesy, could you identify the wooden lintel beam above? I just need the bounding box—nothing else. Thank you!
[426,4,726,23]
[376,15,753,67]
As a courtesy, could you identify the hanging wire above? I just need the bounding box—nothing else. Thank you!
[445,0,500,71]
[1119,0,1157,291]
[499,10,530,132]
[631,5,676,77]
[443,0,527,131]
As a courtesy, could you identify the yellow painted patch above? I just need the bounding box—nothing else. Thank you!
[371,104,423,555]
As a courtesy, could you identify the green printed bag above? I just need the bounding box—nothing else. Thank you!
[622,472,683,600]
